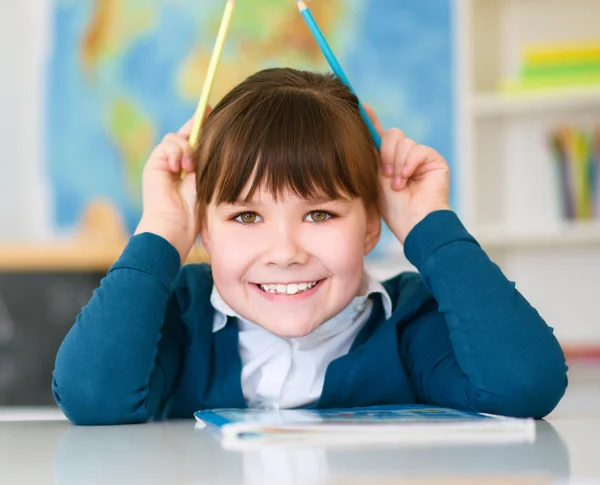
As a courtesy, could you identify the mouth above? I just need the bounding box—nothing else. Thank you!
[250,279,325,300]
[256,280,323,295]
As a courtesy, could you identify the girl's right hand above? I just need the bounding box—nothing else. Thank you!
[134,113,208,263]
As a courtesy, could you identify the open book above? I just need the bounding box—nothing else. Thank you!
[194,405,536,448]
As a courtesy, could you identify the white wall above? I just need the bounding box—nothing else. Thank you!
[0,1,52,241]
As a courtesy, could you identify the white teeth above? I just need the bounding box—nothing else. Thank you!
[259,281,319,295]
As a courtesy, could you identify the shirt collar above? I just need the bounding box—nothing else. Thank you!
[210,271,393,334]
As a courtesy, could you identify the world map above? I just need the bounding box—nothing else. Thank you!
[47,0,453,256]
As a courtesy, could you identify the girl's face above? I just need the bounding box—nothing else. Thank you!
[201,186,381,338]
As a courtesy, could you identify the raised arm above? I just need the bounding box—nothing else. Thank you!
[399,211,567,418]
[364,106,567,418]
[53,116,204,425]
[52,234,186,424]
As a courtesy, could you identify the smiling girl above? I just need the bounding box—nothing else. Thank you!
[53,68,567,424]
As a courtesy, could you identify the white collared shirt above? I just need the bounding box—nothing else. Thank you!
[210,273,393,409]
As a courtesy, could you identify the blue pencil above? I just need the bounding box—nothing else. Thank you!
[295,0,382,150]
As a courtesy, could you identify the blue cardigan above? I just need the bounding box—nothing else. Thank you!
[52,211,568,425]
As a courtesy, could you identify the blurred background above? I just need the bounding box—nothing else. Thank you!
[0,0,598,406]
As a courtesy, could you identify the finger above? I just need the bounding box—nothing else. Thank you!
[178,118,195,138]
[181,154,195,173]
[393,138,418,190]
[164,133,194,172]
[147,142,174,173]
[380,128,405,177]
[400,145,439,186]
[363,104,384,137]
[161,139,185,174]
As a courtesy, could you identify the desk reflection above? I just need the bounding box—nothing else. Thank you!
[53,420,569,485]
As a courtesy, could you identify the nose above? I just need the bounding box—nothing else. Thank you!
[262,221,309,267]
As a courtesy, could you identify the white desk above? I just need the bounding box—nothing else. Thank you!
[1,365,599,485]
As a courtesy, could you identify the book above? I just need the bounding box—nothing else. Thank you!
[194,405,536,448]
[502,40,600,92]
[523,40,600,64]
[548,125,600,221]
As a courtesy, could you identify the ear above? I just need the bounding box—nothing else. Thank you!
[199,215,211,255]
[364,207,381,255]
[200,231,210,255]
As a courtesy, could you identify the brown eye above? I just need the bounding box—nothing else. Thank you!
[306,211,331,223]
[235,212,260,224]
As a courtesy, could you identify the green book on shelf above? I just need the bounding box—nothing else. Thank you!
[521,61,600,79]
[501,75,600,92]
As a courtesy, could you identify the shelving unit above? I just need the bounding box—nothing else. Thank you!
[476,221,600,251]
[472,87,600,117]
[457,0,600,347]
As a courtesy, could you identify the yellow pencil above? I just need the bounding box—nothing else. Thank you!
[189,0,236,147]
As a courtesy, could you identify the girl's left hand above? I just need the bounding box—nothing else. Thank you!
[365,105,451,244]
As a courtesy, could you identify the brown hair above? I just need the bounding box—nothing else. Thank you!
[193,68,380,222]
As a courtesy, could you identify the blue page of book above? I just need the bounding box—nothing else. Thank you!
[195,405,492,429]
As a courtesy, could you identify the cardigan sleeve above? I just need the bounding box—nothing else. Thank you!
[399,210,568,418]
[52,233,187,425]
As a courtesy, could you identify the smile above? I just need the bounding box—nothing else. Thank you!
[258,281,320,295]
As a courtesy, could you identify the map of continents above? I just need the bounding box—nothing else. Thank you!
[47,0,453,255]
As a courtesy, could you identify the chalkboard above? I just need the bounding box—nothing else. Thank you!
[0,272,104,405]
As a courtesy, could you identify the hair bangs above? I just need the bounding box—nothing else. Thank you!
[194,68,380,220]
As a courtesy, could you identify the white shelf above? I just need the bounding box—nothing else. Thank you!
[471,87,600,117]
[460,0,600,348]
[476,222,600,250]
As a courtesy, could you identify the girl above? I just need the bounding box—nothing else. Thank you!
[52,68,567,425]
